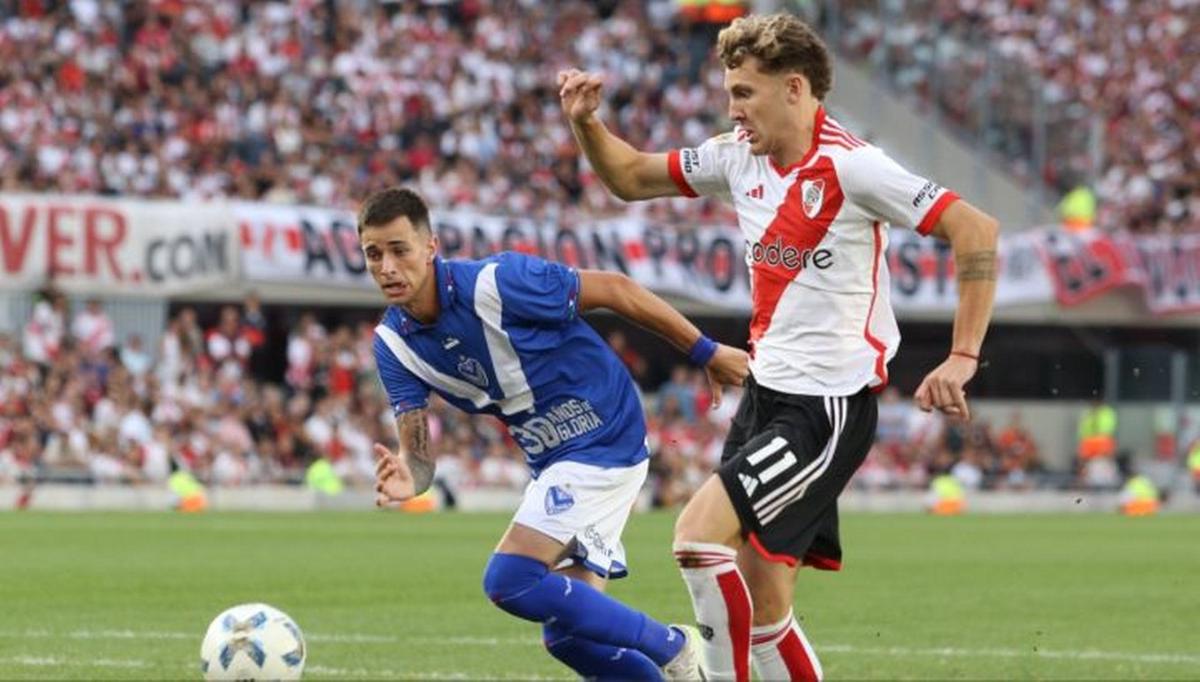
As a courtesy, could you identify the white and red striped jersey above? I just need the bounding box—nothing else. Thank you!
[667,107,959,396]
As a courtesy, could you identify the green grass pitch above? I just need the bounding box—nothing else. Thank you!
[0,511,1197,680]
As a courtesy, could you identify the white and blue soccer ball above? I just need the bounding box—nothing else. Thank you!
[200,603,306,680]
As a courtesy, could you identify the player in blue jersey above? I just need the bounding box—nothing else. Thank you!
[360,187,749,680]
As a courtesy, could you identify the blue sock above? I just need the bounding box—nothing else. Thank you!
[543,622,661,680]
[483,552,684,666]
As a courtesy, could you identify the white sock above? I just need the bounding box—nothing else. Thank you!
[750,610,822,681]
[673,541,753,682]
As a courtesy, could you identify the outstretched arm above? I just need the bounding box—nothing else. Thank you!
[578,270,748,406]
[913,200,999,420]
[558,69,681,201]
[373,408,435,506]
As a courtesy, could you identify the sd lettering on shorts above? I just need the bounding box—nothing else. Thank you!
[507,398,605,455]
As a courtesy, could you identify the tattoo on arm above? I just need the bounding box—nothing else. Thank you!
[957,251,997,282]
[398,409,435,494]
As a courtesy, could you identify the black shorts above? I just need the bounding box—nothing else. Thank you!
[717,375,877,570]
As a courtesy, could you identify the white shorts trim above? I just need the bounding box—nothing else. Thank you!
[511,459,648,579]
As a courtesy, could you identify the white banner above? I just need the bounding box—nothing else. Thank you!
[236,203,753,308]
[237,202,368,288]
[0,194,235,296]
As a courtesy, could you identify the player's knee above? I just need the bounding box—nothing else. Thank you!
[673,499,711,545]
[481,552,549,620]
[749,591,792,625]
[673,477,741,546]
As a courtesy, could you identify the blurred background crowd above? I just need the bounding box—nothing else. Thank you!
[1,293,1052,504]
[0,0,1194,232]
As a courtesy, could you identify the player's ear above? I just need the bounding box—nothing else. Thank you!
[426,233,439,263]
[786,72,807,103]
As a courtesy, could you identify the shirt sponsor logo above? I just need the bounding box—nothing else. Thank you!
[747,238,834,271]
[508,398,605,456]
[801,179,825,218]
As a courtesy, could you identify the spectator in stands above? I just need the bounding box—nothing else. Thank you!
[119,333,153,380]
[71,298,116,358]
[206,305,253,380]
[831,0,1197,233]
[286,312,324,393]
[22,286,66,374]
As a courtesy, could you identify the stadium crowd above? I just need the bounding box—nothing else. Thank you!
[0,293,1049,502]
[830,0,1199,234]
[2,0,1193,234]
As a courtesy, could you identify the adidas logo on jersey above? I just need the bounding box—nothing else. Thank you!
[739,473,760,497]
[744,184,764,200]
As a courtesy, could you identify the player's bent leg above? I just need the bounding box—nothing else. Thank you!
[541,565,662,680]
[673,476,753,682]
[738,548,821,682]
[482,523,686,673]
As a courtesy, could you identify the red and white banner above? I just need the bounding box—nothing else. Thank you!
[0,194,235,296]
[5,194,1199,317]
[1126,234,1200,315]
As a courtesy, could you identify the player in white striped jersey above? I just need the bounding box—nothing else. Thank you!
[560,13,998,681]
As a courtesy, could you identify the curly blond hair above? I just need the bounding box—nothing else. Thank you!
[716,13,833,100]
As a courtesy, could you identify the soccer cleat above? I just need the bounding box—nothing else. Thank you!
[661,624,706,681]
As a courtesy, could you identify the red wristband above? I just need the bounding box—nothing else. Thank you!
[950,350,979,362]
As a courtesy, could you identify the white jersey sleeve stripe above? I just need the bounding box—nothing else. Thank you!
[473,263,535,413]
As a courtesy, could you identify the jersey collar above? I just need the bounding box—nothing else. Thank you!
[391,256,456,336]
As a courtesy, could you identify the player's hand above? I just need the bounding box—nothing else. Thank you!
[557,68,604,126]
[704,344,750,409]
[914,354,978,421]
[373,443,416,507]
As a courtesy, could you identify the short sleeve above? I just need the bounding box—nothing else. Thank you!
[373,333,430,415]
[493,252,580,325]
[667,132,739,202]
[839,146,959,235]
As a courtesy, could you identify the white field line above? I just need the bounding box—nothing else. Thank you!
[1,655,149,668]
[820,643,1200,666]
[307,665,570,679]
[2,629,1199,668]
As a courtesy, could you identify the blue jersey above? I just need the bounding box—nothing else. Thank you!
[373,252,648,476]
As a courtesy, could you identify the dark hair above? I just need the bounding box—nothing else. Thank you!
[357,187,432,235]
[717,14,833,101]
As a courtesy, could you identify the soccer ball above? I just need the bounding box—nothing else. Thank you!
[200,603,306,680]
